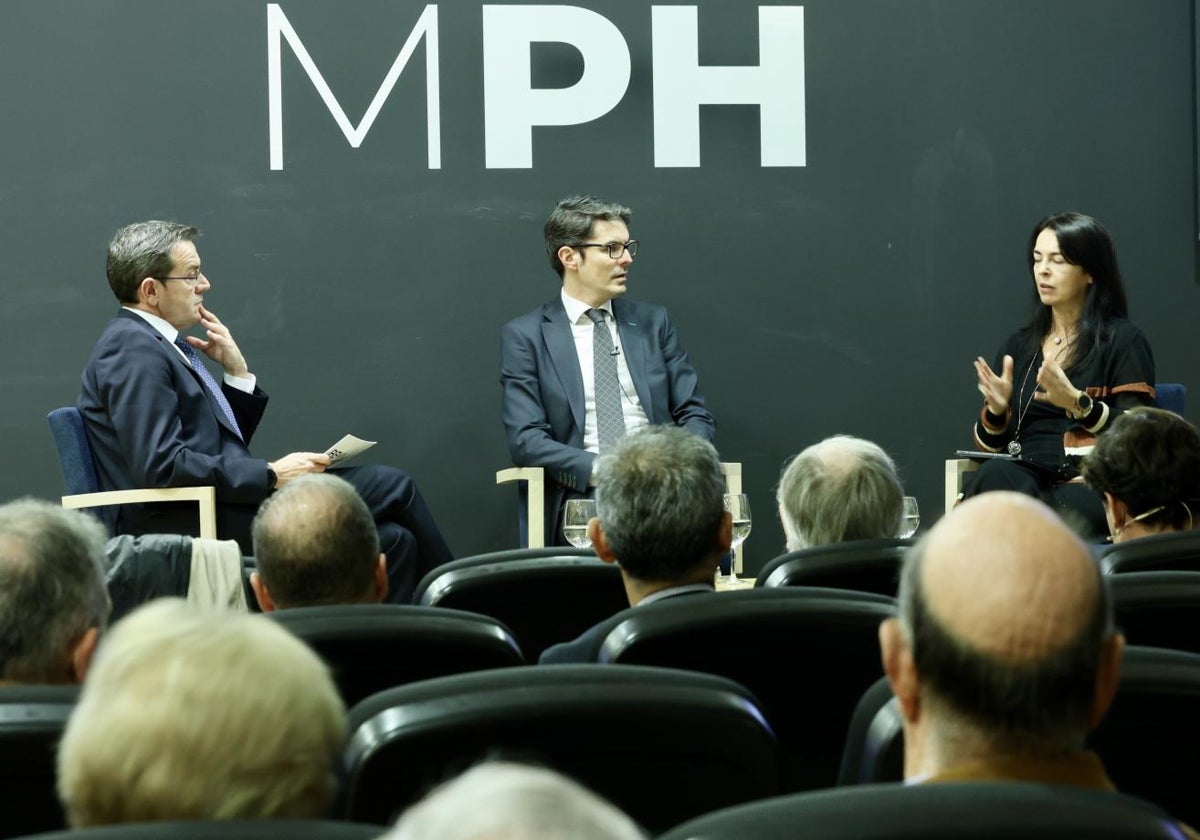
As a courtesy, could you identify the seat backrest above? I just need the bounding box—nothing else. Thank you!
[342,664,779,834]
[1154,382,1186,414]
[838,646,1200,828]
[657,782,1181,840]
[1102,530,1200,574]
[415,555,629,659]
[1110,572,1200,654]
[837,675,903,786]
[756,538,911,596]
[599,588,896,792]
[269,605,524,707]
[47,407,100,495]
[0,684,80,837]
[23,820,385,840]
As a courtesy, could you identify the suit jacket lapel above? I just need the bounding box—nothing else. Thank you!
[613,298,653,417]
[540,299,586,434]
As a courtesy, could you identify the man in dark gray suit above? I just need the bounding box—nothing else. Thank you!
[501,196,715,546]
[540,426,731,664]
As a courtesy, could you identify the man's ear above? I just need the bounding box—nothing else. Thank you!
[1090,632,1125,729]
[716,510,733,554]
[879,618,921,723]
[372,554,389,603]
[250,571,277,612]
[137,277,159,305]
[1104,492,1126,533]
[558,245,580,273]
[590,518,617,564]
[69,626,101,684]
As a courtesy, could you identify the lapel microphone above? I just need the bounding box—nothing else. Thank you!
[610,346,621,356]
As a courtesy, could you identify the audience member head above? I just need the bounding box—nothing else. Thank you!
[592,426,731,601]
[0,499,109,685]
[250,473,386,610]
[879,492,1123,779]
[106,220,199,304]
[776,435,904,551]
[384,761,647,840]
[544,195,632,279]
[1081,407,1200,543]
[58,598,344,826]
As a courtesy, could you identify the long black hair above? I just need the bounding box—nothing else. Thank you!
[1022,212,1129,371]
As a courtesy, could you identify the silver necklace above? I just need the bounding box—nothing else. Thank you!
[1007,351,1040,457]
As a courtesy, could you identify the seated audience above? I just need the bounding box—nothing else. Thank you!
[776,435,904,550]
[879,491,1124,788]
[57,598,344,825]
[383,761,646,840]
[539,426,731,664]
[0,499,109,685]
[1080,407,1200,543]
[250,473,389,610]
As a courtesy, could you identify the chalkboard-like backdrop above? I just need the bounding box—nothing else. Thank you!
[1,1,1195,571]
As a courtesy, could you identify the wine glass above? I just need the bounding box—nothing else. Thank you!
[723,493,753,588]
[562,499,597,548]
[898,496,920,539]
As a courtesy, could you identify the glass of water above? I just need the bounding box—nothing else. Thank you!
[562,499,597,548]
[723,493,753,588]
[899,496,920,539]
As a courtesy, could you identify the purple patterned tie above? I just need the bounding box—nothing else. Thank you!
[174,338,244,441]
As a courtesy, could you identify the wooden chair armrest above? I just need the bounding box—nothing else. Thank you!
[944,459,980,514]
[496,467,546,548]
[62,486,218,540]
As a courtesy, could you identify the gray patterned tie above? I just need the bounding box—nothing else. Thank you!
[174,338,244,441]
[586,308,626,451]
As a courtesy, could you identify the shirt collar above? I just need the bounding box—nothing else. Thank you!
[637,583,714,607]
[561,289,614,325]
[123,306,179,343]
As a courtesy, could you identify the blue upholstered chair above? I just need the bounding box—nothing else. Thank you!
[46,406,217,538]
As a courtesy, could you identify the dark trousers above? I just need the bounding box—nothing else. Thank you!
[962,459,1108,541]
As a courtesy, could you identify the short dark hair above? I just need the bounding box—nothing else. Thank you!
[776,436,903,550]
[251,475,381,608]
[0,499,110,683]
[594,426,725,582]
[1082,407,1200,531]
[897,540,1113,751]
[106,220,198,303]
[544,195,631,278]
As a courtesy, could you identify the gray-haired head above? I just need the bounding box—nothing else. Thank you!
[384,761,647,840]
[893,492,1117,754]
[594,425,725,582]
[0,499,110,684]
[106,220,198,303]
[544,195,632,278]
[776,435,903,551]
[251,474,381,609]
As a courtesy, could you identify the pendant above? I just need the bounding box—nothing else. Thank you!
[1007,440,1022,457]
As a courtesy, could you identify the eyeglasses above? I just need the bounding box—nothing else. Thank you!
[158,273,205,287]
[578,240,638,259]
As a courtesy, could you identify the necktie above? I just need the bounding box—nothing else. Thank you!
[586,309,626,451]
[174,338,244,441]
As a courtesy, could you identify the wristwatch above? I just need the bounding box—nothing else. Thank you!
[1073,391,1094,420]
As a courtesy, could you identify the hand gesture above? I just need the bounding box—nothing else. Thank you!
[269,452,332,488]
[974,355,1013,416]
[184,306,249,378]
[1034,359,1080,413]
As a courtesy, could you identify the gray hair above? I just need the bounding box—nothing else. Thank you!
[776,435,903,551]
[106,220,198,303]
[595,426,725,581]
[544,195,632,278]
[0,499,110,683]
[385,761,647,840]
[896,539,1115,752]
[251,474,380,608]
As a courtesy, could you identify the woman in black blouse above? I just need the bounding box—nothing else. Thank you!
[966,212,1155,537]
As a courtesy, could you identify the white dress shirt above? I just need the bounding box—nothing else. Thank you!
[123,307,256,393]
[560,290,649,454]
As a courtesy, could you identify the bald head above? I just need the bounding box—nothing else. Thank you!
[889,492,1120,755]
[777,435,903,551]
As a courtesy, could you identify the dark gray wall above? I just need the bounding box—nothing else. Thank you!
[3,1,1196,573]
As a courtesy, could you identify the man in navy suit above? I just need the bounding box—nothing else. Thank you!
[77,220,453,603]
[539,426,731,664]
[501,195,715,546]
